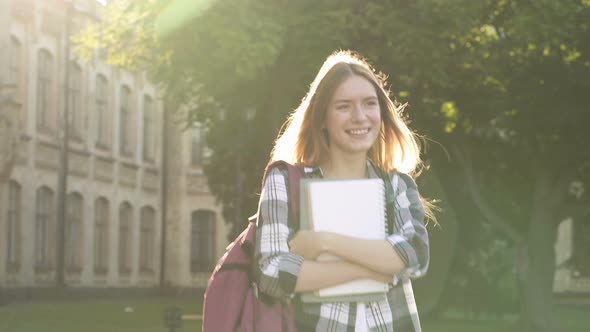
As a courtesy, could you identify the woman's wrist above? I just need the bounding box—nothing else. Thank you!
[318,231,336,254]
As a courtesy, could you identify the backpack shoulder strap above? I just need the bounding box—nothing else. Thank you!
[262,160,304,226]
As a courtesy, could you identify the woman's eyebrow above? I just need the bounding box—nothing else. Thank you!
[333,99,351,104]
[333,96,378,103]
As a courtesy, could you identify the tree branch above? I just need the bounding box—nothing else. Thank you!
[452,144,524,243]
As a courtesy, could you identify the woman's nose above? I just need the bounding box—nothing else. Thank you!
[351,103,366,121]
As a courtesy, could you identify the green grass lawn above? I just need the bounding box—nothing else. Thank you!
[423,304,590,332]
[0,297,202,332]
[0,298,588,332]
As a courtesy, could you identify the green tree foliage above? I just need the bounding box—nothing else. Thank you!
[75,1,590,331]
[390,2,590,331]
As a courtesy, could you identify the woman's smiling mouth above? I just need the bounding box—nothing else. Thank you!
[346,128,370,135]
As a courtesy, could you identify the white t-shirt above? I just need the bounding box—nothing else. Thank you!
[355,302,369,332]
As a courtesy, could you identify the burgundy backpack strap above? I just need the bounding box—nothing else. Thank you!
[249,160,303,291]
[262,160,304,227]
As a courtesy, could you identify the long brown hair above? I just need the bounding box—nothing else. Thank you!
[270,50,437,222]
[272,50,421,174]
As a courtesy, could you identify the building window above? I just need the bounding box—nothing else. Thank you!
[94,197,109,273]
[142,95,153,161]
[65,192,84,271]
[139,206,155,273]
[9,36,22,100]
[37,49,53,130]
[191,210,216,272]
[119,86,132,155]
[35,186,54,270]
[68,63,83,139]
[6,180,21,271]
[95,75,109,146]
[118,202,133,274]
[191,123,206,166]
[574,218,590,277]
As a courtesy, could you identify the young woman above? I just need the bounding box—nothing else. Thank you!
[255,50,433,332]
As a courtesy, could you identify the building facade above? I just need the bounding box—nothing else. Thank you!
[553,217,590,294]
[0,0,229,292]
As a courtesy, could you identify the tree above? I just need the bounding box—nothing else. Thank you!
[75,1,590,331]
[448,3,589,331]
[77,0,368,237]
[371,1,590,330]
[345,1,590,330]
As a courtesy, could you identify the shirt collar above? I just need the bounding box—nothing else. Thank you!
[303,160,380,179]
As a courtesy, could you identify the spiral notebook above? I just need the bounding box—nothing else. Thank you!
[299,178,389,303]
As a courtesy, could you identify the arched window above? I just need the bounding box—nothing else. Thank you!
[37,49,54,129]
[119,85,132,155]
[191,210,216,272]
[66,192,84,271]
[35,186,54,270]
[139,206,156,272]
[118,202,133,274]
[191,123,204,166]
[68,63,83,138]
[142,95,154,161]
[95,75,109,146]
[94,197,110,273]
[9,36,23,101]
[6,180,21,271]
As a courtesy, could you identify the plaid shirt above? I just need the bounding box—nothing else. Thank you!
[256,162,429,332]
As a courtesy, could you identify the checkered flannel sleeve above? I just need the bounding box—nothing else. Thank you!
[387,172,430,281]
[255,167,304,299]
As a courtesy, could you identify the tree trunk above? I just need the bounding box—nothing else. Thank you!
[519,169,569,332]
[451,146,571,332]
[520,213,558,332]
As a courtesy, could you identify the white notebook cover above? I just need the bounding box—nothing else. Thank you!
[300,178,389,300]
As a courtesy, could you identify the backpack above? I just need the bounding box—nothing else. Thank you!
[202,161,303,332]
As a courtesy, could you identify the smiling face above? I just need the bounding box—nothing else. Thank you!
[323,75,382,159]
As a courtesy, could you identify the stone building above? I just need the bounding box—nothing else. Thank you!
[553,218,590,295]
[0,0,229,294]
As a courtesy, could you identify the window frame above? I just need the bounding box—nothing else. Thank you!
[94,197,110,274]
[191,123,206,166]
[6,180,21,272]
[119,85,132,156]
[118,202,133,275]
[9,36,22,100]
[35,186,54,271]
[142,95,154,162]
[139,206,156,273]
[37,49,53,130]
[65,192,84,272]
[67,62,83,140]
[190,210,216,273]
[95,74,109,147]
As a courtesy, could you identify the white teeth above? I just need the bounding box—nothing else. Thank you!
[347,129,369,135]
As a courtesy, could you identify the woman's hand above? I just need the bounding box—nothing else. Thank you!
[288,230,326,260]
[366,270,394,284]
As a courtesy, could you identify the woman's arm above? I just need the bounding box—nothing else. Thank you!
[289,172,430,279]
[289,230,404,277]
[322,235,405,276]
[256,167,392,298]
[294,260,391,293]
[385,173,430,279]
[256,167,304,299]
